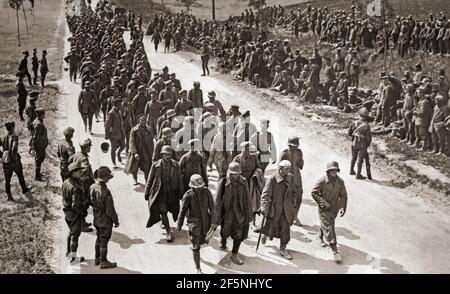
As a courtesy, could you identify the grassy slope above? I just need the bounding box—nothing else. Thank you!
[0,0,65,273]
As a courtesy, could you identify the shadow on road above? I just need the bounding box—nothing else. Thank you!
[79,259,143,274]
[111,231,145,249]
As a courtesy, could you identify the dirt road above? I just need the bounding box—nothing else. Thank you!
[54,3,450,274]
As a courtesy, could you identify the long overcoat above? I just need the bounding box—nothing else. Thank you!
[144,159,183,228]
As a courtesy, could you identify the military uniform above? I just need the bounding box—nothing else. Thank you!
[31,114,48,180]
[16,78,28,121]
[57,138,76,181]
[105,106,126,165]
[348,114,372,179]
[311,173,347,246]
[1,132,29,200]
[62,176,86,257]
[89,177,119,268]
[179,151,208,195]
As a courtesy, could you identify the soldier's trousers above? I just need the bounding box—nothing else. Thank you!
[318,210,338,244]
[69,66,77,81]
[431,124,448,153]
[35,147,46,177]
[33,69,38,85]
[24,71,32,86]
[40,71,47,87]
[403,113,415,144]
[65,215,82,253]
[110,138,125,165]
[81,113,94,132]
[95,226,112,248]
[3,162,28,195]
[17,97,26,119]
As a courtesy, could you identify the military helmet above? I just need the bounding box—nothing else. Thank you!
[326,161,340,172]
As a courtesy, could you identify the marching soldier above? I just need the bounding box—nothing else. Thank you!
[126,114,154,184]
[16,71,28,121]
[105,98,126,168]
[57,127,76,182]
[78,81,96,134]
[188,81,203,109]
[233,142,262,186]
[179,139,208,195]
[208,122,232,179]
[177,174,215,274]
[0,122,30,201]
[280,136,304,226]
[259,160,297,260]
[213,162,252,265]
[32,108,49,181]
[348,107,372,180]
[64,49,81,83]
[233,111,257,157]
[250,119,277,173]
[144,89,162,136]
[62,162,88,263]
[144,145,183,242]
[311,161,348,264]
[90,166,120,269]
[153,127,177,162]
[201,45,210,76]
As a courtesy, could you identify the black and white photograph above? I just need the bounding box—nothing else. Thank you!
[0,0,450,279]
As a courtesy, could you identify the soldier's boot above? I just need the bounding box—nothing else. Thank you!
[100,248,117,269]
[350,158,356,175]
[355,162,366,180]
[35,167,46,182]
[366,165,372,180]
[279,243,293,260]
[94,244,101,266]
[6,193,14,202]
[230,253,244,265]
[66,236,71,257]
[219,238,227,251]
[293,217,302,227]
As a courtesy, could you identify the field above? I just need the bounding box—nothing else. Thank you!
[0,0,65,273]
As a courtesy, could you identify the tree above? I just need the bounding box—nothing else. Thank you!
[9,0,23,46]
[177,0,197,14]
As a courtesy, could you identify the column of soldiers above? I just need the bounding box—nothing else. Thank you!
[48,0,352,273]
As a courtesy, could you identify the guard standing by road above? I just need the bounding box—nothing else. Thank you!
[57,127,76,182]
[311,161,348,264]
[16,71,28,121]
[0,122,30,201]
[40,50,49,88]
[280,136,304,227]
[213,162,252,265]
[32,108,48,181]
[259,160,297,260]
[144,145,183,242]
[32,49,39,86]
[90,166,120,269]
[62,162,88,263]
[69,138,95,233]
[177,174,215,274]
[18,51,33,86]
[348,108,372,180]
[25,91,39,153]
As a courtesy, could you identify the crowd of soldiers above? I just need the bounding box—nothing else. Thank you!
[36,0,350,273]
[4,0,447,274]
[138,3,450,157]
